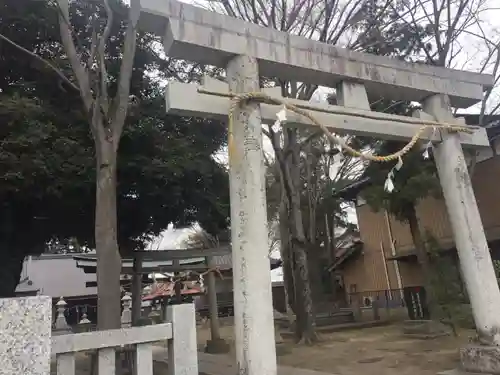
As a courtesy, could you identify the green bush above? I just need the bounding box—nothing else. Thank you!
[426,233,469,332]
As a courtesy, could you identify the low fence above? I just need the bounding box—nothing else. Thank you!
[1,296,199,375]
[348,288,406,310]
[348,287,436,320]
[53,294,156,333]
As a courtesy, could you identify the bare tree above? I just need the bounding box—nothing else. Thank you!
[183,226,221,249]
[201,0,378,344]
[389,0,489,65]
[475,33,500,122]
[200,0,499,343]
[57,0,140,329]
[391,0,500,173]
[0,0,229,330]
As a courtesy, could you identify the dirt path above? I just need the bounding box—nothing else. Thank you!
[51,321,472,375]
[196,322,472,375]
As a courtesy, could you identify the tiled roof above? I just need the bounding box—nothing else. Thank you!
[327,240,363,272]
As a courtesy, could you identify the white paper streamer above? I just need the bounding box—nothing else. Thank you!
[271,119,281,133]
[395,156,403,170]
[276,106,287,123]
[384,157,404,193]
[422,126,437,159]
[384,174,395,193]
[272,106,287,133]
[333,151,344,166]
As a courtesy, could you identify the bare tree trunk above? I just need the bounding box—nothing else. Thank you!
[131,253,143,326]
[0,249,25,298]
[325,213,338,304]
[54,0,140,330]
[307,247,325,306]
[95,138,122,330]
[288,130,317,344]
[279,198,297,326]
[291,240,317,344]
[406,205,439,319]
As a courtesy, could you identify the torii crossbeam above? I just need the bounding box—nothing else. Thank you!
[138,1,500,374]
[166,76,489,147]
[138,0,492,108]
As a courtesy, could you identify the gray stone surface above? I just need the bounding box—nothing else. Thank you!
[196,351,335,375]
[164,78,490,149]
[439,369,492,375]
[430,92,500,346]
[166,303,198,375]
[154,348,337,375]
[460,345,500,374]
[226,53,277,375]
[402,320,451,339]
[0,296,52,375]
[139,0,492,107]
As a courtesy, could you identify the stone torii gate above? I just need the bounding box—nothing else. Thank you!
[138,1,500,374]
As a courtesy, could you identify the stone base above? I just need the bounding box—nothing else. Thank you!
[438,369,491,374]
[204,339,231,354]
[460,345,500,374]
[402,320,450,339]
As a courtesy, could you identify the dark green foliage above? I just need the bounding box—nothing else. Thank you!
[354,0,439,220]
[352,0,433,61]
[493,260,500,282]
[362,143,441,221]
[427,233,470,332]
[0,0,229,296]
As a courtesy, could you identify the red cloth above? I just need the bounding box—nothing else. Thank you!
[142,281,204,301]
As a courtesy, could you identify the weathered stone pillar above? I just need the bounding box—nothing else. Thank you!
[426,94,500,374]
[227,55,277,375]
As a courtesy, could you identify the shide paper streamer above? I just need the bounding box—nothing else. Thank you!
[384,157,403,193]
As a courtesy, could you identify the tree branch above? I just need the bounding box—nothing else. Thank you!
[56,0,93,113]
[0,33,79,92]
[110,0,140,145]
[97,0,114,117]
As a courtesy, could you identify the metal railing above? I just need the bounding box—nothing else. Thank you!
[348,288,407,310]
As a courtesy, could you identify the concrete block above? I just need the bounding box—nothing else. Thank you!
[460,345,500,374]
[0,296,52,375]
[166,303,198,375]
[402,320,451,337]
[439,369,492,375]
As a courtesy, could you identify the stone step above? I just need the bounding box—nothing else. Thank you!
[315,311,354,327]
[153,348,336,375]
[438,370,492,375]
[198,352,336,375]
[275,310,355,329]
[280,319,390,339]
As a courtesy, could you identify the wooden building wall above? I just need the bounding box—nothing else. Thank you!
[342,205,400,293]
[342,154,500,294]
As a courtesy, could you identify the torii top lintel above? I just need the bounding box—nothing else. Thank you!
[138,0,493,108]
